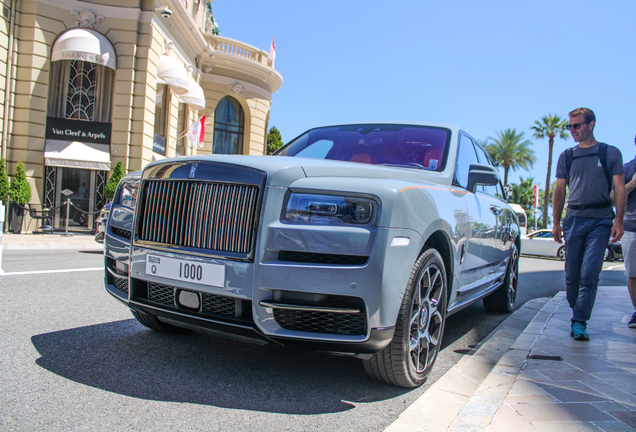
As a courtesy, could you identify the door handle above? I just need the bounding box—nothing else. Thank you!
[490,205,502,215]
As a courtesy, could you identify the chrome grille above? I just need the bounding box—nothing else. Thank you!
[139,180,259,254]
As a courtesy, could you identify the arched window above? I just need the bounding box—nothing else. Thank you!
[47,59,115,122]
[213,97,244,154]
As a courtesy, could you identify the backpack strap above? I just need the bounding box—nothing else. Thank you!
[564,143,612,194]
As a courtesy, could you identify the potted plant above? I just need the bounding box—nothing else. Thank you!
[8,161,32,233]
[105,161,124,201]
[0,159,9,232]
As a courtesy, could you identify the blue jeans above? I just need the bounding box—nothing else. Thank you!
[562,215,613,325]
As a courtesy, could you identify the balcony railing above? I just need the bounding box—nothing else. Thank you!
[204,35,274,69]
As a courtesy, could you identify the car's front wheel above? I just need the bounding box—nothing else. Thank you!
[362,248,447,388]
[483,243,518,313]
[604,248,614,262]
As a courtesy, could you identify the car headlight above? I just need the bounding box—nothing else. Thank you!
[285,192,377,226]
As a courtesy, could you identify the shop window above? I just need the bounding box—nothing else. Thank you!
[153,84,170,156]
[176,102,189,156]
[213,97,244,154]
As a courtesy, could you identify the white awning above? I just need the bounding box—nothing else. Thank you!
[51,28,116,70]
[179,79,206,111]
[157,55,190,95]
[44,140,111,170]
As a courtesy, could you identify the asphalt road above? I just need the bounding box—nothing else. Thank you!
[0,250,627,431]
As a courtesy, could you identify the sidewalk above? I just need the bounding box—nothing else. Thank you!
[387,286,636,431]
[0,231,103,251]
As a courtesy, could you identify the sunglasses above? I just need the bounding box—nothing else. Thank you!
[566,122,588,131]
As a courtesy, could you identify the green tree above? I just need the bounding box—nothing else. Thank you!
[0,158,9,205]
[509,177,535,209]
[485,129,536,186]
[8,161,32,205]
[104,161,125,200]
[530,114,569,229]
[509,177,538,229]
[266,126,284,155]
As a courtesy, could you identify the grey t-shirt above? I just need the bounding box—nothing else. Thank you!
[623,157,636,232]
[555,142,624,219]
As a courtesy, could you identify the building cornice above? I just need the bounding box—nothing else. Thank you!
[39,0,143,20]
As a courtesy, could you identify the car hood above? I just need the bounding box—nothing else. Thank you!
[145,155,451,188]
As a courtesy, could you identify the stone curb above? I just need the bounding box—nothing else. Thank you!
[446,294,564,431]
[385,296,553,432]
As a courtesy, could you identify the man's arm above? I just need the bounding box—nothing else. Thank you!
[611,172,636,203]
[611,173,626,243]
[552,178,567,243]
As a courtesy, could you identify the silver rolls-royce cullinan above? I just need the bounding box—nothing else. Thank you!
[103,122,520,388]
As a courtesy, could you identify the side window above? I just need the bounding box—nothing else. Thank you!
[455,134,480,189]
[472,139,502,197]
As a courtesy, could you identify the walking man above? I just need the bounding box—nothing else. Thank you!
[614,134,636,328]
[552,107,626,341]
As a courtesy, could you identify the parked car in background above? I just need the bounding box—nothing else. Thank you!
[94,202,111,244]
[102,122,521,389]
[521,229,565,260]
[605,241,623,262]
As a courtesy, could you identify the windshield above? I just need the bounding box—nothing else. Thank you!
[276,124,451,171]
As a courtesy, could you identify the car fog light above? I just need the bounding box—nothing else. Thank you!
[115,260,129,275]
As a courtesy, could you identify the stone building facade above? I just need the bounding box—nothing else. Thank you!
[0,0,282,231]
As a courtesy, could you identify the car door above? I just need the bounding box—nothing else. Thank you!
[525,231,558,257]
[472,140,512,274]
[453,133,501,306]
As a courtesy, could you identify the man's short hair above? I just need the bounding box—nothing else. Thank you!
[568,107,596,124]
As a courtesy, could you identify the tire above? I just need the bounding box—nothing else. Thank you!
[557,246,566,261]
[483,243,519,313]
[604,248,614,262]
[131,310,190,334]
[362,248,447,388]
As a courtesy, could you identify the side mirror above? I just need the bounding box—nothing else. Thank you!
[466,163,499,193]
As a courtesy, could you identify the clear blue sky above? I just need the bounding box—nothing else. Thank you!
[213,0,636,189]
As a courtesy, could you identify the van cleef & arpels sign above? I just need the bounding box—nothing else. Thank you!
[46,117,111,145]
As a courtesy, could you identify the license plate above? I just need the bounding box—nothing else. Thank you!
[145,255,225,288]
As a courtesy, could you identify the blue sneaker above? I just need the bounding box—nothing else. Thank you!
[571,322,590,341]
[629,312,636,329]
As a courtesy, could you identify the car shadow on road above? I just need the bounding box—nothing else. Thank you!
[31,319,409,414]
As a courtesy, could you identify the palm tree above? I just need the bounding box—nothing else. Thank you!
[530,115,569,229]
[510,177,536,209]
[484,129,536,186]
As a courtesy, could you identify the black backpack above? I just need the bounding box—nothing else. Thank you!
[564,142,612,194]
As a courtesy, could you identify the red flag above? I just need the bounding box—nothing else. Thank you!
[269,36,276,64]
[533,184,539,208]
[186,115,206,148]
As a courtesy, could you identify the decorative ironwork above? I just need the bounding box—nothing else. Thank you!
[44,166,57,210]
[95,170,107,210]
[66,60,96,121]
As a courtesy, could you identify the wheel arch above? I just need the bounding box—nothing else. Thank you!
[422,229,454,302]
